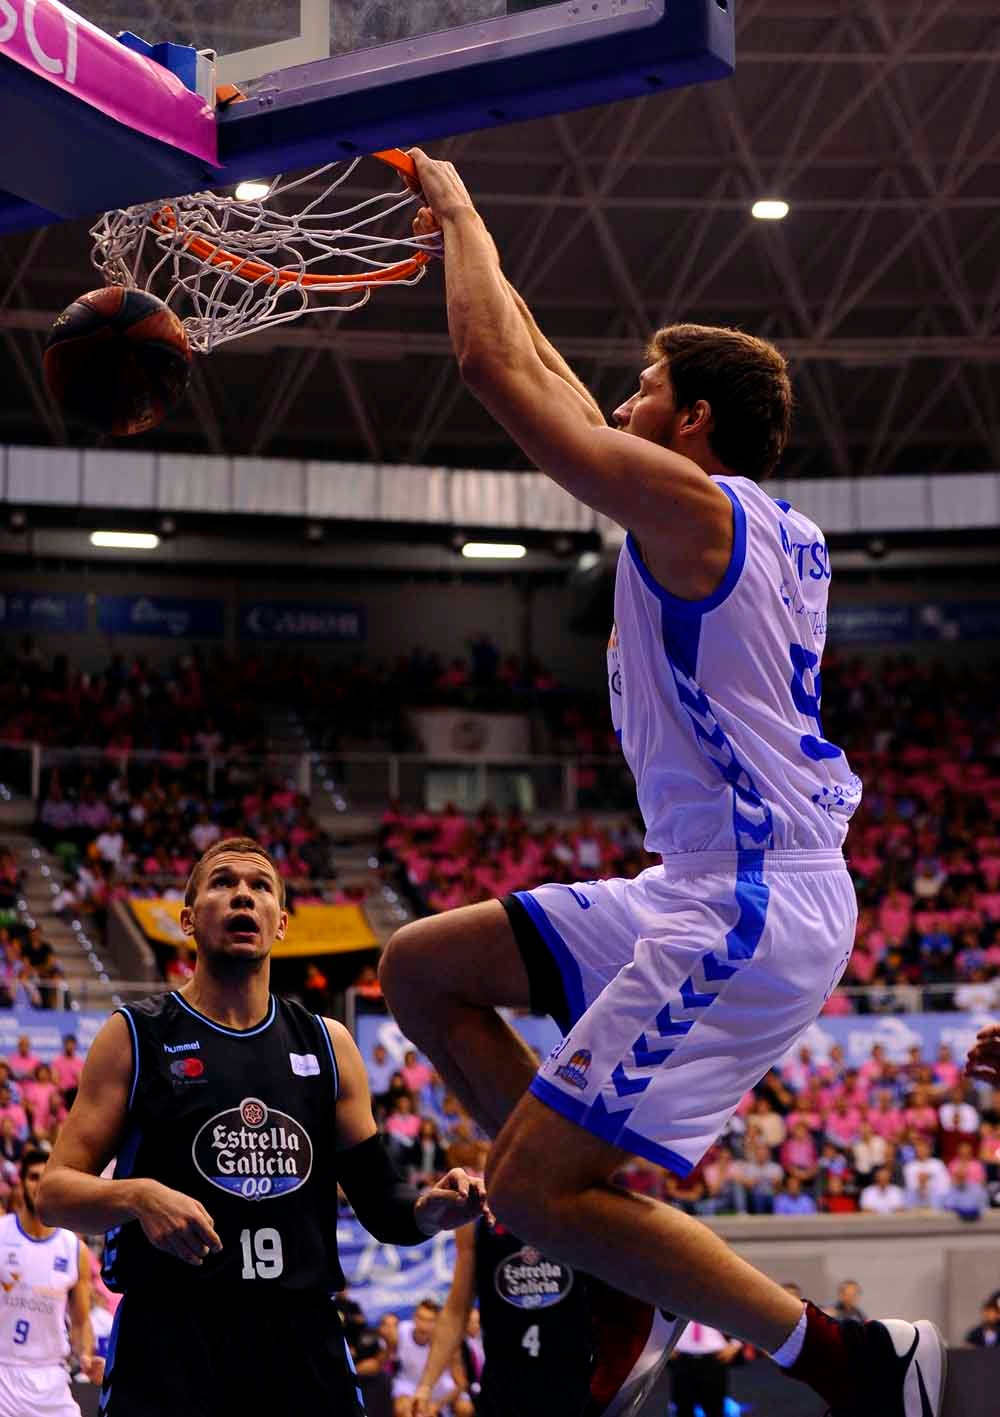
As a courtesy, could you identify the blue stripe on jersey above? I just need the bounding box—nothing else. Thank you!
[118,1008,140,1112]
[624,482,747,622]
[512,890,587,1028]
[99,1295,125,1413]
[171,991,277,1036]
[314,1014,340,1099]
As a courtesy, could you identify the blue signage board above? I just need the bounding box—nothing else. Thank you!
[97,595,224,638]
[0,591,87,633]
[827,604,914,644]
[239,601,366,642]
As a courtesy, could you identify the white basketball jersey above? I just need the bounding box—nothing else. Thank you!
[608,475,862,857]
[0,1214,77,1367]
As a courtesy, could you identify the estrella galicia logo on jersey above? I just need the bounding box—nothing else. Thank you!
[495,1247,574,1310]
[192,1096,313,1201]
[170,1056,206,1083]
[554,1049,591,1090]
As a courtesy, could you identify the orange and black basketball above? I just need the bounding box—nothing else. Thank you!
[43,286,191,437]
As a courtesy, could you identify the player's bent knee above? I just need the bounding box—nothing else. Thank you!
[486,1143,558,1243]
[379,921,440,1015]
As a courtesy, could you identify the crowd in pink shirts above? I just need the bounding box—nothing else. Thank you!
[611,1038,1000,1220]
[382,803,653,912]
[0,1034,84,1206]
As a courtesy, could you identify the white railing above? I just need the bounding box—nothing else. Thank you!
[7,743,634,816]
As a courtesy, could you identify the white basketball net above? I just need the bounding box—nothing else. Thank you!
[89,159,440,354]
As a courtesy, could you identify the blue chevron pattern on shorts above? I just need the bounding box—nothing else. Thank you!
[601,866,770,1116]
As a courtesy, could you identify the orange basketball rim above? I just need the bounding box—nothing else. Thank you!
[150,149,431,289]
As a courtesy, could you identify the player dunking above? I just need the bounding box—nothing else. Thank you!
[39,838,486,1417]
[380,150,946,1417]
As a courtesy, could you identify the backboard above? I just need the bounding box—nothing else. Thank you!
[0,0,734,227]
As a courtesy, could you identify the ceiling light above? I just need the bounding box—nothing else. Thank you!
[460,542,527,559]
[752,200,789,221]
[235,180,271,201]
[90,531,160,550]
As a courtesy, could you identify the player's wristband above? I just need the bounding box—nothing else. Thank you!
[338,1133,425,1245]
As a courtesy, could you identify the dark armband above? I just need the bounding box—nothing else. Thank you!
[338,1133,427,1246]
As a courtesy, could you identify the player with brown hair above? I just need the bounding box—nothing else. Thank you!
[380,150,946,1417]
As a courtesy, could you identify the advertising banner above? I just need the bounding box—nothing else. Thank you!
[239,601,366,642]
[0,591,87,633]
[130,897,377,957]
[97,595,224,638]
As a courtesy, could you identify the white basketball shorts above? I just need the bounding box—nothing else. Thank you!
[0,1363,80,1417]
[506,848,857,1175]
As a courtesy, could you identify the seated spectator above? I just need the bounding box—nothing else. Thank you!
[832,1280,866,1323]
[773,1175,817,1216]
[0,1117,23,1166]
[50,1035,83,1104]
[868,1091,906,1143]
[383,1095,421,1156]
[860,1166,906,1215]
[780,1121,818,1185]
[0,1085,28,1142]
[819,1173,859,1215]
[905,1173,945,1212]
[367,1043,395,1098]
[20,1064,62,1140]
[965,1301,1000,1348]
[933,1044,961,1093]
[7,1035,40,1083]
[401,1048,433,1099]
[979,1121,1000,1182]
[949,1140,986,1187]
[825,1097,863,1149]
[944,1161,988,1219]
[939,1084,981,1163]
[852,1121,889,1185]
[902,1136,952,1205]
[698,1145,746,1216]
[902,1085,939,1141]
[402,1119,447,1185]
[616,1155,665,1199]
[741,1142,784,1215]
[302,962,329,1014]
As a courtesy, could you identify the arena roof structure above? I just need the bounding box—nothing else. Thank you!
[0,0,997,478]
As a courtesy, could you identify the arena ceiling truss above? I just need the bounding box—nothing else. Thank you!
[0,0,998,480]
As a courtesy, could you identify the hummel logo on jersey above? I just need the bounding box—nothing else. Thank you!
[290,1052,320,1077]
[163,1040,201,1054]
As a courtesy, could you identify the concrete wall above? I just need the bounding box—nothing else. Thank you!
[709,1212,1000,1347]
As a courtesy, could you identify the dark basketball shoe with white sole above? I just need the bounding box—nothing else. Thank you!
[784,1301,947,1416]
[837,1318,947,1417]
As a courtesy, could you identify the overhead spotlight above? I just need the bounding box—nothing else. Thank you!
[305,522,326,543]
[7,509,27,534]
[235,179,271,201]
[461,542,527,560]
[866,536,888,560]
[551,534,574,557]
[91,530,159,550]
[752,199,790,221]
[158,515,177,538]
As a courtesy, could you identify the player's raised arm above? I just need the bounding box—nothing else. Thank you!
[38,1013,221,1264]
[328,1020,487,1241]
[408,147,734,589]
[413,1222,478,1417]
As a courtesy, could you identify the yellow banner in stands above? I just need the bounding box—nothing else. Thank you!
[129,898,377,957]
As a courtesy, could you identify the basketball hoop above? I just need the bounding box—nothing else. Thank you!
[89,149,438,354]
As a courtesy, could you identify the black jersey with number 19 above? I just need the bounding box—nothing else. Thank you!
[102,990,345,1294]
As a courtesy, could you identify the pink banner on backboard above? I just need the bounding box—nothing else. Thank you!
[0,0,217,167]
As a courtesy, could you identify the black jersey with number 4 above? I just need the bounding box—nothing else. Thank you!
[102,991,345,1295]
[474,1218,594,1415]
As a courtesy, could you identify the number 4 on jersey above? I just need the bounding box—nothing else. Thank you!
[521,1323,541,1358]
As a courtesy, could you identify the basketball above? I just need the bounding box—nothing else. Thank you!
[43,286,191,437]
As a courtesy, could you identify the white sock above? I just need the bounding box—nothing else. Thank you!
[769,1305,808,1368]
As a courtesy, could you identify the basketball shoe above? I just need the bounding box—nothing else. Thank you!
[787,1302,947,1416]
